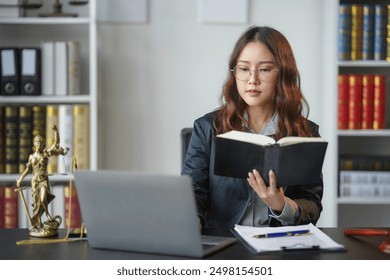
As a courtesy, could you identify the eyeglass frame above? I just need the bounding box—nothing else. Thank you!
[230,65,279,81]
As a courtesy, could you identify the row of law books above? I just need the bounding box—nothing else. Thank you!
[339,170,390,198]
[338,3,390,61]
[338,74,386,130]
[0,104,90,175]
[339,155,390,198]
[0,184,82,229]
[0,40,81,96]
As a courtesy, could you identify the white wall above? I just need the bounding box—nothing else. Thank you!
[98,0,337,226]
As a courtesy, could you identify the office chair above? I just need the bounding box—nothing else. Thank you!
[180,127,193,169]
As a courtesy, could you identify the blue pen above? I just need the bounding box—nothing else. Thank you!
[253,229,310,239]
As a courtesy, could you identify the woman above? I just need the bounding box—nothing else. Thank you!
[182,26,323,230]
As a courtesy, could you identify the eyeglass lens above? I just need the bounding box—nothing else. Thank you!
[232,66,278,81]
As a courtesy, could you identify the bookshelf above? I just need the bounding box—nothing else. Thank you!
[336,0,390,227]
[0,0,97,228]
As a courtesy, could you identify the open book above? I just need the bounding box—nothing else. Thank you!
[214,130,328,186]
[233,223,345,254]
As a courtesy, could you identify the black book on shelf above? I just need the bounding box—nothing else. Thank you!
[339,155,390,171]
[4,106,19,174]
[214,131,328,186]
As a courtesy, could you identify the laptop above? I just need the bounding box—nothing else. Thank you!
[74,170,236,258]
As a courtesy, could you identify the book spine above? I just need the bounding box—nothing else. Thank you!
[41,41,55,96]
[373,74,386,129]
[18,106,32,173]
[348,74,362,129]
[5,106,18,174]
[0,187,4,228]
[387,5,390,61]
[351,4,363,60]
[340,155,390,171]
[362,4,374,60]
[338,74,349,129]
[64,185,82,229]
[54,41,67,96]
[46,105,59,174]
[0,106,4,174]
[339,170,390,198]
[32,105,46,141]
[4,186,18,228]
[338,4,352,60]
[58,105,73,174]
[361,75,374,129]
[73,105,89,169]
[67,41,81,95]
[374,4,387,60]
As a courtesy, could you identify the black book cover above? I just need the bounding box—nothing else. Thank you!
[214,132,328,186]
[4,106,19,174]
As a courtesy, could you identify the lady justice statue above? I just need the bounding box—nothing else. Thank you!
[16,125,69,237]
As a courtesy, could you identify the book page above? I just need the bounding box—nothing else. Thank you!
[217,130,275,146]
[234,223,344,253]
[276,136,326,147]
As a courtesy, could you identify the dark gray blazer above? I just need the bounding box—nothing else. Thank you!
[181,110,323,230]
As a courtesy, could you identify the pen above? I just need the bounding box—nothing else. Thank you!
[253,229,310,239]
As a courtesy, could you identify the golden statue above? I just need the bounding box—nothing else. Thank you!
[16,125,69,238]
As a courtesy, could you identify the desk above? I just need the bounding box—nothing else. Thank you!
[1,228,389,260]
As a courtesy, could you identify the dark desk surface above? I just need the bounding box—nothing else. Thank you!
[1,228,390,260]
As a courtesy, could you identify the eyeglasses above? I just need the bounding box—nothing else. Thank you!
[231,65,279,82]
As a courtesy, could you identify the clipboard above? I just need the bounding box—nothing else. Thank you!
[232,223,346,254]
[231,228,322,254]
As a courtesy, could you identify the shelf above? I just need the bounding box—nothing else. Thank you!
[0,0,97,175]
[338,129,390,137]
[0,174,74,185]
[337,197,390,205]
[336,0,390,227]
[339,61,390,67]
[0,18,90,25]
[0,95,91,105]
[0,0,96,230]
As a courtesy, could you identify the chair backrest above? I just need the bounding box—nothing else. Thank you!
[180,127,193,169]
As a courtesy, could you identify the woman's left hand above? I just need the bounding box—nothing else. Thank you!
[247,169,285,213]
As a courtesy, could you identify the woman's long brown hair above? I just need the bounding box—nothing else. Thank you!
[213,26,313,140]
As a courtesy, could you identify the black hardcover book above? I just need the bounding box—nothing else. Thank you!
[4,106,19,174]
[339,155,390,171]
[18,106,33,173]
[0,106,4,173]
[214,131,328,186]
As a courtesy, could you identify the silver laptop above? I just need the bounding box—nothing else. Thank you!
[74,170,236,258]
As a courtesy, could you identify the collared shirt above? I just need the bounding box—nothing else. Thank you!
[239,112,300,227]
[244,110,278,135]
